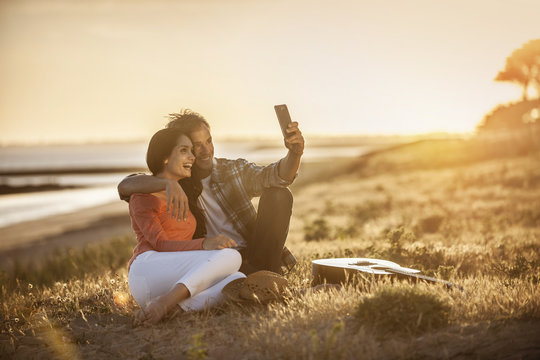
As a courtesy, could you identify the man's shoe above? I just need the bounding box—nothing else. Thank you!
[280,246,297,275]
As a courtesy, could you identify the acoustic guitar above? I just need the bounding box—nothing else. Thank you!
[311,258,461,290]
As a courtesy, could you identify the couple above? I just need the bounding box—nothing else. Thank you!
[118,109,304,324]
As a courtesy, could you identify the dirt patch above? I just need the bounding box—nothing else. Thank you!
[3,316,539,359]
[409,319,540,359]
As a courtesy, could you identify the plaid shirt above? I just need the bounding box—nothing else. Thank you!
[208,157,292,242]
[208,157,297,273]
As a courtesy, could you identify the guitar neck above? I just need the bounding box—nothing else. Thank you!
[384,268,461,290]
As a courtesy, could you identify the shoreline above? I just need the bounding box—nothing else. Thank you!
[0,166,146,177]
[0,184,82,195]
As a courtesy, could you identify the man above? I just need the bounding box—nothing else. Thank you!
[118,109,304,274]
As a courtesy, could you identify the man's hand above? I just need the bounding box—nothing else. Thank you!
[202,234,238,250]
[118,174,191,221]
[284,121,304,155]
[165,179,190,222]
[278,121,304,182]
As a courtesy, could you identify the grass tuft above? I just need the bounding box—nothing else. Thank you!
[1,236,134,294]
[492,255,539,284]
[355,285,451,337]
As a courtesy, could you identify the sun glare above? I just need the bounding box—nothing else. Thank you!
[0,0,538,144]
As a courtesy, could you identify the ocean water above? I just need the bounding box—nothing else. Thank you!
[0,141,369,228]
[0,143,148,173]
[0,186,121,228]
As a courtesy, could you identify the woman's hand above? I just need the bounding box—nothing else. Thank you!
[203,234,238,250]
[165,179,190,222]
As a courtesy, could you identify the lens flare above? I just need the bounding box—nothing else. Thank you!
[113,291,130,307]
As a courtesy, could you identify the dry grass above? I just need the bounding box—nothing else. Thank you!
[1,139,540,359]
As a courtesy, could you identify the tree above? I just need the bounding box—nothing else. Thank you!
[495,39,540,100]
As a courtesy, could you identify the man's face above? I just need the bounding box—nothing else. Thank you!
[189,124,214,172]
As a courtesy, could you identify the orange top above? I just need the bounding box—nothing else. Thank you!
[128,193,204,268]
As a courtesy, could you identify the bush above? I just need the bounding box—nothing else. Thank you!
[304,218,331,241]
[385,226,416,261]
[355,286,451,336]
[418,214,445,233]
[334,222,359,239]
[353,197,392,225]
[517,208,540,227]
[492,255,539,284]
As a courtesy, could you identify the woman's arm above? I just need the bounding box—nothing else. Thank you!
[131,195,238,251]
[130,195,204,251]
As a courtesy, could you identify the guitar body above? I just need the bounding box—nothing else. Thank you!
[311,257,461,289]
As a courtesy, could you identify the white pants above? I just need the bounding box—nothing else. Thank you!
[128,248,245,312]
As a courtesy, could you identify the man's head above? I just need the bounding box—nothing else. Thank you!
[167,109,214,174]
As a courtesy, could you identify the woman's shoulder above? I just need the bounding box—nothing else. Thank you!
[130,193,165,208]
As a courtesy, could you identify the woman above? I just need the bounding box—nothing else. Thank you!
[128,128,245,324]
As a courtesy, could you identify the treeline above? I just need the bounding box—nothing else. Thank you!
[477,39,539,149]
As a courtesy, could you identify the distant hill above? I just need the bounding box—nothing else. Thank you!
[477,99,539,131]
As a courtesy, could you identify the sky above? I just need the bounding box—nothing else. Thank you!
[0,0,539,144]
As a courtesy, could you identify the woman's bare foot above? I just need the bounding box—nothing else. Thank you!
[134,283,190,325]
[134,308,146,325]
[140,297,170,324]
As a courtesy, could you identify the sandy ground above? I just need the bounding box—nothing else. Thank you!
[0,201,133,271]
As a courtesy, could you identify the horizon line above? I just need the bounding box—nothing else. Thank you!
[0,130,473,147]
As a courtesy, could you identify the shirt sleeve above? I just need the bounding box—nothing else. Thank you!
[234,158,296,197]
[129,195,204,251]
[118,173,147,202]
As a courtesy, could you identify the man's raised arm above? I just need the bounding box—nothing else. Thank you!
[117,174,190,221]
[278,121,305,182]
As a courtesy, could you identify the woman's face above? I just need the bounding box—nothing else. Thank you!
[163,134,195,180]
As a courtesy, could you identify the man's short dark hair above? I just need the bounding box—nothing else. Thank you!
[166,109,210,133]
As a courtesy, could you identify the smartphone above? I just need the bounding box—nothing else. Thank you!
[274,104,292,137]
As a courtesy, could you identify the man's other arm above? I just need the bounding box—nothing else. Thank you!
[117,174,190,221]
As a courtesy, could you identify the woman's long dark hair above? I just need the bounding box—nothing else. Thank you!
[180,170,206,239]
[146,128,186,176]
[146,127,206,238]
